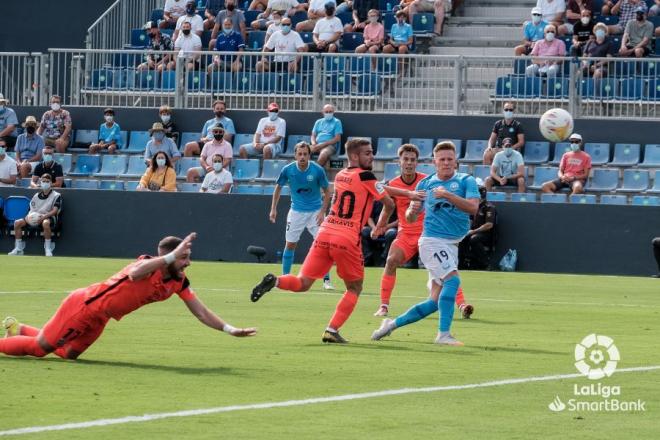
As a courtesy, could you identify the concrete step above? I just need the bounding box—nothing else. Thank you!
[432,36,519,47]
[409,66,509,83]
[465,0,535,6]
[449,16,524,25]
[462,6,531,18]
[444,24,520,39]
[429,46,514,56]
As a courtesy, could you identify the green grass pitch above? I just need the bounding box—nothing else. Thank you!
[0,255,659,439]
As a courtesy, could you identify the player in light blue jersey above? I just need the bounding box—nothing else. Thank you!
[269,142,334,290]
[372,141,479,346]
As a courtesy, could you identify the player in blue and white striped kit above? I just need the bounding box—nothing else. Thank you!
[371,141,480,345]
[269,142,334,290]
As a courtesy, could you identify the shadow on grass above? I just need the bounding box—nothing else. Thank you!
[301,342,478,356]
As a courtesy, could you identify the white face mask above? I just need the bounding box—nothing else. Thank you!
[104,115,114,123]
[368,16,378,23]
[43,154,53,163]
[595,29,606,39]
[268,111,278,121]
[213,162,223,172]
[0,146,5,155]
[41,181,51,191]
[503,110,514,119]
[156,158,166,167]
[160,114,171,123]
[531,15,541,24]
[504,147,513,157]
[545,32,555,42]
[570,143,580,152]
[580,17,590,25]
[51,103,61,111]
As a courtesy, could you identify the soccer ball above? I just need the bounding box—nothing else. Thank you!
[539,108,574,142]
[26,212,41,227]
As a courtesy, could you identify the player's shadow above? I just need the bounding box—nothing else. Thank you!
[465,345,566,356]
[76,359,245,376]
[302,342,477,356]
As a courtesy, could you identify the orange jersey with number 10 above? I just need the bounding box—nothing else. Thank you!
[321,167,386,239]
[388,172,426,235]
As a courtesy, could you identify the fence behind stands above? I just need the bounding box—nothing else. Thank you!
[86,0,162,50]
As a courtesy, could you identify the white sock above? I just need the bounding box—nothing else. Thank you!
[326,327,337,333]
[15,239,23,249]
[45,239,52,248]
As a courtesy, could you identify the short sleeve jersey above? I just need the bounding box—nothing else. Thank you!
[201,116,236,139]
[33,161,64,182]
[80,255,197,321]
[387,172,426,235]
[492,119,524,148]
[321,167,386,238]
[312,117,343,144]
[492,150,524,177]
[276,161,329,212]
[472,201,497,230]
[560,150,592,178]
[416,172,480,240]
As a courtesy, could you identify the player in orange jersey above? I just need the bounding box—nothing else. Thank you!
[251,138,395,343]
[1,233,256,360]
[375,144,474,319]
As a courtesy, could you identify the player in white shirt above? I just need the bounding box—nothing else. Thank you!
[239,103,286,159]
[173,0,205,40]
[200,154,233,194]
[256,17,307,73]
[172,21,203,70]
[310,3,343,53]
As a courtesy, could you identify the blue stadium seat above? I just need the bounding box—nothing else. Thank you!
[341,33,364,51]
[616,78,644,100]
[119,131,129,148]
[247,31,266,51]
[156,70,176,91]
[383,162,401,181]
[644,79,660,100]
[523,141,550,165]
[550,142,571,165]
[473,165,490,182]
[462,140,488,163]
[510,192,536,202]
[383,12,396,32]
[529,166,558,190]
[412,13,434,34]
[253,72,278,93]
[244,10,260,25]
[69,155,101,176]
[290,10,307,27]
[99,180,125,191]
[638,60,660,78]
[337,10,353,26]
[3,196,30,234]
[438,139,463,158]
[122,155,148,178]
[255,159,289,182]
[600,194,628,205]
[409,138,433,159]
[74,129,99,147]
[377,56,398,77]
[610,143,640,166]
[179,132,199,149]
[416,163,435,175]
[540,193,567,203]
[596,15,619,25]
[647,170,660,194]
[584,143,610,165]
[233,133,254,154]
[151,8,164,22]
[94,155,128,177]
[356,73,381,96]
[300,31,314,44]
[179,182,201,193]
[379,0,395,11]
[130,29,149,47]
[617,169,649,193]
[16,178,32,188]
[187,71,206,91]
[513,59,530,75]
[641,144,660,167]
[282,135,312,158]
[134,70,159,90]
[376,138,403,159]
[496,76,542,98]
[543,77,569,99]
[631,195,660,206]
[580,78,617,100]
[350,56,372,75]
[276,73,310,95]
[324,55,346,74]
[53,154,73,174]
[125,181,140,191]
[208,71,234,93]
[586,168,619,192]
[176,157,199,179]
[232,72,254,92]
[89,69,113,90]
[234,184,264,194]
[125,131,151,154]
[486,192,507,202]
[233,159,260,181]
[325,73,351,96]
[569,194,597,204]
[458,163,470,174]
[70,179,100,190]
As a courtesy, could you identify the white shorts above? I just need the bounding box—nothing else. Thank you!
[418,236,461,282]
[285,208,321,243]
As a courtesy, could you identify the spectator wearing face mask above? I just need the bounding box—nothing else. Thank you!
[161,0,188,29]
[31,145,64,188]
[251,0,302,30]
[15,116,45,178]
[187,124,233,182]
[483,102,525,165]
[8,173,62,257]
[200,153,233,193]
[171,21,203,70]
[256,18,307,73]
[525,24,566,78]
[37,96,72,154]
[581,23,613,79]
[239,102,286,159]
[619,6,653,57]
[485,138,526,193]
[344,0,378,33]
[137,152,178,192]
[605,0,646,34]
[542,133,591,195]
[297,0,336,32]
[157,105,179,144]
[383,10,413,55]
[264,10,284,44]
[308,2,343,53]
[355,9,384,59]
[0,94,18,151]
[183,100,235,156]
[568,9,595,56]
[145,123,181,165]
[208,18,245,74]
[138,21,174,72]
[210,0,248,49]
[203,0,226,30]
[0,138,18,187]
[535,0,565,29]
[173,0,205,41]
[310,104,342,167]
[514,7,549,55]
[88,108,122,154]
[560,0,593,36]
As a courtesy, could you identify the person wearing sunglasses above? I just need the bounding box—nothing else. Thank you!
[514,7,549,56]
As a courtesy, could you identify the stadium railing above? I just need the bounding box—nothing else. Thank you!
[86,0,163,50]
[0,52,49,106]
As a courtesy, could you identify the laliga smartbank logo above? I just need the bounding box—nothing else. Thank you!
[548,334,646,413]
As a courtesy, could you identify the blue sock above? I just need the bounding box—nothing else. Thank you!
[394,299,438,329]
[438,275,460,332]
[282,248,295,275]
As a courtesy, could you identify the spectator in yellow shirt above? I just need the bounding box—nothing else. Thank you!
[137,151,178,192]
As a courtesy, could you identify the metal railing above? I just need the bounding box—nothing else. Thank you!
[0,52,48,106]
[86,0,162,50]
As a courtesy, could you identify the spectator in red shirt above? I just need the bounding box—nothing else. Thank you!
[542,133,592,195]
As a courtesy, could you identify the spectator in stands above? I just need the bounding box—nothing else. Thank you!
[0,94,18,151]
[172,21,203,70]
[568,9,595,56]
[208,18,246,73]
[37,96,72,154]
[582,23,613,79]
[252,0,302,30]
[651,0,660,16]
[560,0,594,36]
[184,100,235,156]
[203,0,226,30]
[619,6,653,57]
[536,0,565,29]
[265,10,284,44]
[296,0,336,32]
[31,145,64,189]
[15,116,44,178]
[383,10,414,55]
[161,0,188,29]
[652,237,660,278]
[157,105,179,144]
[485,137,526,193]
[408,0,445,36]
[89,108,122,154]
[256,17,307,73]
[200,153,234,193]
[136,151,177,192]
[138,21,174,72]
[514,7,548,56]
[355,9,384,61]
[308,3,343,52]
[249,0,269,11]
[8,173,61,257]
[0,138,18,187]
[361,200,397,267]
[344,0,378,32]
[606,0,647,34]
[310,104,342,166]
[337,0,353,15]
[173,0,205,41]
[187,124,233,182]
[525,24,566,78]
[145,122,181,165]
[459,182,497,270]
[542,133,591,195]
[239,102,286,159]
[210,0,248,48]
[483,102,525,165]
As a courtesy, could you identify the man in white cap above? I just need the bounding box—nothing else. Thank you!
[515,7,549,56]
[542,133,592,195]
[0,94,19,151]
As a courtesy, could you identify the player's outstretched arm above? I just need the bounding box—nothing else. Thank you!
[384,186,426,201]
[184,297,257,337]
[269,185,282,223]
[371,195,395,238]
[127,233,197,281]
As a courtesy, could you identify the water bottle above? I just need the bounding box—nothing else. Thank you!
[387,2,392,11]
[276,250,283,263]
[237,168,243,179]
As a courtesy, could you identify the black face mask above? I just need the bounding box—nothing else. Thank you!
[214,133,224,140]
[325,7,335,15]
[215,110,224,118]
[182,29,191,35]
[227,3,235,10]
[636,13,644,21]
[186,6,195,14]
[26,126,36,134]
[479,187,487,200]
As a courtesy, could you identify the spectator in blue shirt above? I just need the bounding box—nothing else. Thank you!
[15,116,45,178]
[207,18,246,74]
[515,7,549,55]
[183,100,236,157]
[384,10,413,54]
[89,108,123,154]
[0,94,19,151]
[310,104,342,166]
[144,122,182,165]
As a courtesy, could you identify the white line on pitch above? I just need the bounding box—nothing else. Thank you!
[0,365,658,437]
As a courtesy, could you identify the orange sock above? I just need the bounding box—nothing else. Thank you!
[455,287,465,307]
[0,336,47,357]
[20,324,40,337]
[380,274,396,306]
[328,291,358,331]
[277,274,303,292]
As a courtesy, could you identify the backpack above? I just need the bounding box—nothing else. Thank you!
[499,249,518,272]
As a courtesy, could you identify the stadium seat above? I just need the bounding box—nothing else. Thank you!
[233,159,260,181]
[543,77,569,99]
[69,155,101,176]
[383,162,401,181]
[16,178,32,188]
[337,10,353,26]
[584,143,610,166]
[125,131,151,154]
[134,70,159,90]
[341,33,364,52]
[98,180,125,191]
[569,194,597,204]
[282,135,312,158]
[409,138,433,159]
[600,194,628,205]
[631,195,660,206]
[412,13,434,34]
[644,79,660,100]
[122,155,148,178]
[586,168,619,192]
[130,29,149,47]
[617,169,649,193]
[176,157,199,179]
[325,73,351,96]
[2,196,30,234]
[458,163,470,174]
[356,74,381,95]
[350,56,372,75]
[540,193,567,203]
[616,78,644,100]
[157,70,177,91]
[462,140,488,163]
[510,192,536,202]
[73,130,99,148]
[383,12,396,32]
[486,192,507,202]
[646,170,660,194]
[581,78,617,100]
[473,165,490,182]
[125,181,140,191]
[255,159,288,183]
[523,141,550,165]
[379,0,395,10]
[610,143,640,166]
[596,15,619,25]
[179,132,199,149]
[550,142,571,165]
[416,163,435,175]
[89,69,113,90]
[187,71,206,92]
[244,10,260,25]
[640,144,660,167]
[94,155,128,177]
[299,31,314,44]
[290,10,307,27]
[70,179,100,190]
[150,8,164,22]
[496,76,542,98]
[234,184,264,194]
[377,57,398,77]
[179,182,201,193]
[376,138,403,159]
[529,166,558,190]
[233,133,254,155]
[53,154,73,174]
